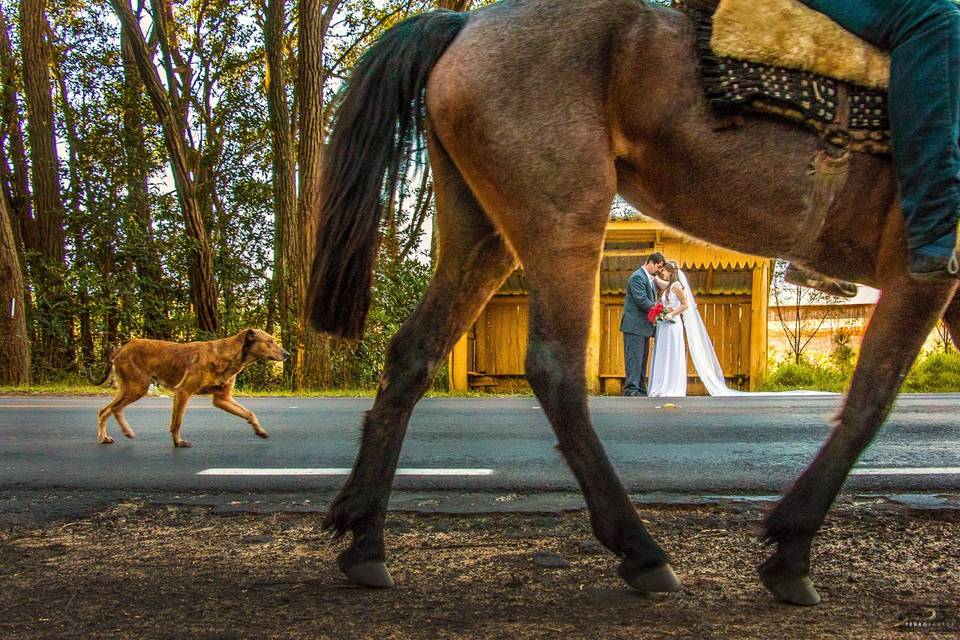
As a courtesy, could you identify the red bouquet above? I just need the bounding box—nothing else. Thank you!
[647,302,673,324]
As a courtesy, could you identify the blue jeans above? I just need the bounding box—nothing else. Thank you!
[800,0,960,255]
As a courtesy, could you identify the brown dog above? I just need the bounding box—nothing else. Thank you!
[90,329,289,447]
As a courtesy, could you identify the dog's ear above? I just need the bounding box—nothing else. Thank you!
[241,329,257,361]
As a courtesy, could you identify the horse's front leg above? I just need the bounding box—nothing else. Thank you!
[759,277,956,605]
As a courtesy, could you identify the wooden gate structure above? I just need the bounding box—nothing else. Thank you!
[448,218,773,394]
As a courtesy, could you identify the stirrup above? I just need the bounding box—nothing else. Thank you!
[784,263,858,298]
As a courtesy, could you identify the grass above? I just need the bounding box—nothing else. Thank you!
[6,351,960,396]
[0,383,504,398]
[0,383,114,396]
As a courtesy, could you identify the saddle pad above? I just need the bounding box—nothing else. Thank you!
[711,0,890,90]
[686,4,891,154]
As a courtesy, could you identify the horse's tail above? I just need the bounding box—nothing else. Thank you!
[306,10,469,339]
[86,348,115,386]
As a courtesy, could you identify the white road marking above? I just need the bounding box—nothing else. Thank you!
[197,468,495,476]
[850,467,960,476]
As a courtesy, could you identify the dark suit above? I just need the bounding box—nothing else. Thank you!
[620,267,657,396]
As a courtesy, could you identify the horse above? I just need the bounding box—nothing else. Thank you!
[305,0,960,606]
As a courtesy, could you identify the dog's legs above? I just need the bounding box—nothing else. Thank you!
[97,379,147,443]
[170,390,193,448]
[212,383,269,439]
[112,408,136,439]
[97,394,122,444]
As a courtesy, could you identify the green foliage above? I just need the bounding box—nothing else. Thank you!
[762,350,960,393]
[331,252,433,388]
[902,351,960,393]
[6,0,450,386]
[830,328,855,371]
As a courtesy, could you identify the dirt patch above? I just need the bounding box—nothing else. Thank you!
[1,501,957,639]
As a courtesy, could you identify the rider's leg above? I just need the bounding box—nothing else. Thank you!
[800,0,960,277]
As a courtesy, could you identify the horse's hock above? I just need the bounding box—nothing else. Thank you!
[448,216,772,395]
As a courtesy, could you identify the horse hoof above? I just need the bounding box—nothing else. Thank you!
[621,562,682,593]
[342,561,394,588]
[764,575,821,606]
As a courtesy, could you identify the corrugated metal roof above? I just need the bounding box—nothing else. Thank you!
[602,265,753,295]
[499,271,528,295]
[501,264,756,296]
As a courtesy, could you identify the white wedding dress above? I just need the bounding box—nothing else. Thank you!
[648,283,687,397]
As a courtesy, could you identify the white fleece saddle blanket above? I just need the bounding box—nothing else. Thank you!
[710,0,890,90]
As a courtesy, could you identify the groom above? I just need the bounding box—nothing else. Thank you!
[621,252,665,396]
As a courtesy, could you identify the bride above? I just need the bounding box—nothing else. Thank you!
[648,261,690,397]
[647,260,760,397]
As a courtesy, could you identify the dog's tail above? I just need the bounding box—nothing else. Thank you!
[86,349,115,386]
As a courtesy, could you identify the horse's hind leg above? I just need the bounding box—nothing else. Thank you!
[760,279,956,605]
[323,133,517,587]
[492,196,677,592]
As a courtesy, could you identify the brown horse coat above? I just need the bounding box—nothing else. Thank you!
[93,329,288,447]
[305,0,960,603]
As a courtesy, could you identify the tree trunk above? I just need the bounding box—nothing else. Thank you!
[0,2,32,337]
[294,0,333,388]
[111,0,219,336]
[20,0,72,378]
[0,3,32,253]
[52,53,99,367]
[121,14,171,339]
[264,0,303,386]
[0,190,30,384]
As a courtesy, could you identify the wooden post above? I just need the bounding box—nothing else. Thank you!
[749,261,771,390]
[449,333,469,392]
[586,268,602,395]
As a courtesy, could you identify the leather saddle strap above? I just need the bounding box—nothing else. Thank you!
[792,147,850,258]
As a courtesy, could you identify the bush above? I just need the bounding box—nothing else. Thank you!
[902,351,960,392]
[761,360,849,392]
[830,329,855,371]
[765,362,817,389]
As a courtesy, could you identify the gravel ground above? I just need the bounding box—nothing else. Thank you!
[1,499,957,639]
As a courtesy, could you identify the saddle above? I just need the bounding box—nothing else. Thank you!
[679,0,891,154]
[678,0,873,297]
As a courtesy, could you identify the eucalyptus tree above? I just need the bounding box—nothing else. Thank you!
[20,0,73,377]
[261,0,436,388]
[111,0,220,336]
[0,186,29,384]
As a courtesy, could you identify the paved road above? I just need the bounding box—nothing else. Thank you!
[1,394,958,493]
